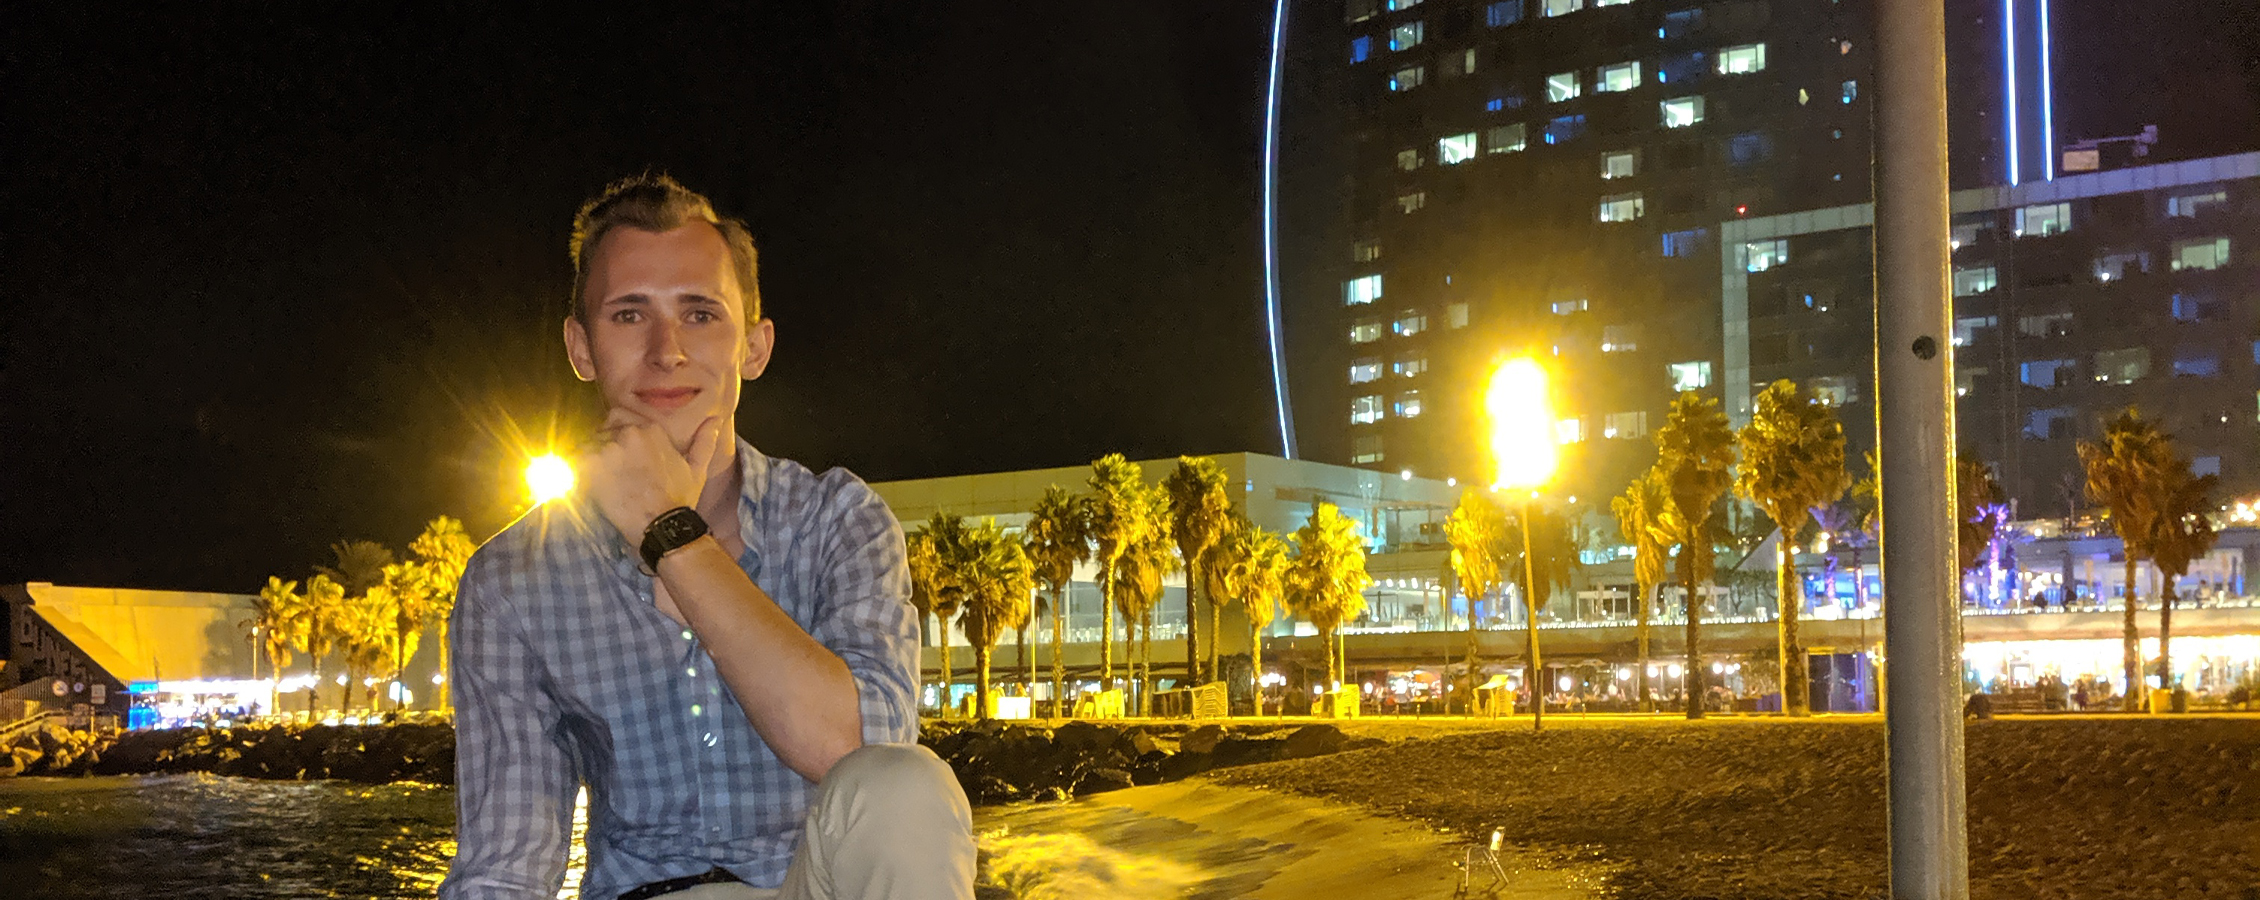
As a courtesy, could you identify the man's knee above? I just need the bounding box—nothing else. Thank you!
[819,743,965,818]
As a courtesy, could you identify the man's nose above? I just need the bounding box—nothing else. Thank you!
[647,319,688,369]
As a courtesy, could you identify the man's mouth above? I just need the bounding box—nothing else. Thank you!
[635,387,701,411]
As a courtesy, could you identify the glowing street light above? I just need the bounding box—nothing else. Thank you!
[1485,357,1559,731]
[525,453,576,505]
[1486,358,1558,492]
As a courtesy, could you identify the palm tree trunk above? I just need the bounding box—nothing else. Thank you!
[1141,609,1155,716]
[1636,582,1652,711]
[1464,589,1481,714]
[1210,585,1223,691]
[1050,587,1067,719]
[1322,625,1340,698]
[939,621,954,718]
[1100,569,1116,696]
[2159,578,2177,710]
[1685,554,1705,720]
[1851,545,1868,611]
[2123,557,2142,711]
[1780,539,1809,716]
[1249,617,1264,716]
[976,645,992,721]
[1523,501,1544,731]
[1018,622,1032,702]
[1185,564,1202,685]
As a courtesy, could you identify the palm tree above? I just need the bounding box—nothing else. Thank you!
[1734,379,1852,716]
[1957,457,2009,595]
[1239,527,1289,713]
[245,577,307,716]
[1164,456,1232,684]
[1111,489,1175,715]
[1653,391,1737,719]
[1612,470,1671,710]
[908,514,970,715]
[409,516,477,712]
[1507,502,1579,727]
[1284,503,1373,702]
[1445,489,1509,711]
[2079,409,2172,711]
[318,540,397,600]
[955,520,1036,721]
[1023,486,1092,718]
[2148,452,2220,708]
[299,574,346,717]
[1087,454,1157,700]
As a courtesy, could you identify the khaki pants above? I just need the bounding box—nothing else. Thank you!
[669,743,975,900]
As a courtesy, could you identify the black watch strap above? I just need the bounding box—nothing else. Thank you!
[640,507,710,572]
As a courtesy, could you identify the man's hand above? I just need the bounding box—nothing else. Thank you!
[579,410,728,545]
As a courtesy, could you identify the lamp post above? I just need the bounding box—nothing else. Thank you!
[1487,359,1558,731]
[526,453,576,506]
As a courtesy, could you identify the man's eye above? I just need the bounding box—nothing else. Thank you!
[688,310,717,323]
[611,310,641,324]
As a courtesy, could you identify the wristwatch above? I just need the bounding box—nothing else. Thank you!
[640,507,710,572]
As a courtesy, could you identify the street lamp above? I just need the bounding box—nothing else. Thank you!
[1486,358,1558,731]
[525,453,576,505]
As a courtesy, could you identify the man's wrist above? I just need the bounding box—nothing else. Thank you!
[640,507,711,572]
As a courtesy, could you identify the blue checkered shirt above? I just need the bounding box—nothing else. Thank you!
[440,440,920,900]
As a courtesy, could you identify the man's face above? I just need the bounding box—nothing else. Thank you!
[565,222,773,449]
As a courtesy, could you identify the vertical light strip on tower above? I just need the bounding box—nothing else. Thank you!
[2040,0,2055,180]
[1261,0,1298,458]
[2004,0,2020,185]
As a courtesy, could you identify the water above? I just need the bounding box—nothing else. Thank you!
[0,775,593,900]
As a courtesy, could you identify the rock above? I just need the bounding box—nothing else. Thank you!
[1211,735,1284,768]
[1179,724,1224,755]
[1051,721,1118,753]
[1280,724,1348,760]
[1073,767,1134,795]
[1158,751,1214,781]
[1124,728,1165,756]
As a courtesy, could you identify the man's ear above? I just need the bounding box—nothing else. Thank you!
[741,317,775,380]
[564,316,597,382]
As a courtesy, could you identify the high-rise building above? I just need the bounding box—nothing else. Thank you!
[1291,0,2256,515]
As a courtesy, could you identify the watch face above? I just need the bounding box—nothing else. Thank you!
[658,509,706,543]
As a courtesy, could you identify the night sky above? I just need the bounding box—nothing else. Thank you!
[3,4,1279,592]
[4,4,2257,594]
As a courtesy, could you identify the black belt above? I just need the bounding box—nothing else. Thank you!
[618,867,744,900]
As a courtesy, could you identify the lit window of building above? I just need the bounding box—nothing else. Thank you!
[1438,132,1479,165]
[1543,0,1582,17]
[1350,357,1384,383]
[1661,96,1704,128]
[2020,358,2076,388]
[1809,375,1857,406]
[1350,36,1372,64]
[2093,250,2147,281]
[1390,22,1425,52]
[2173,353,2222,378]
[1485,1,1524,27]
[1350,318,1384,344]
[1547,71,1581,102]
[1717,44,1766,74]
[1392,353,1429,377]
[1601,324,1639,352]
[2094,348,2148,385]
[1953,315,1998,347]
[1352,435,1385,464]
[1352,394,1387,424]
[1551,298,1588,315]
[1598,192,1644,222]
[1603,411,1648,439]
[1397,192,1427,214]
[1601,150,1637,179]
[1543,114,1587,144]
[1345,274,1384,305]
[1556,417,1585,443]
[1740,238,1789,272]
[1952,265,1998,296]
[1841,80,1858,103]
[1396,149,1421,171]
[1390,66,1426,92]
[1487,123,1528,154]
[1661,228,1707,257]
[1393,309,1428,336]
[1446,301,1471,328]
[2014,202,2070,237]
[2170,237,2230,272]
[1395,390,1425,418]
[1669,360,1711,391]
[1353,239,1383,263]
[2017,312,2072,338]
[1597,62,1641,93]
[2166,190,2226,218]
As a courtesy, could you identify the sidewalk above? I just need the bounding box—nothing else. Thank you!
[974,780,1611,900]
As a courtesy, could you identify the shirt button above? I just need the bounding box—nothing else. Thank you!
[691,704,704,717]
[687,667,698,677]
[681,629,695,641]
[703,732,718,747]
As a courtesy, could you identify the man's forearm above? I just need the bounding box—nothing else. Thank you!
[657,535,864,781]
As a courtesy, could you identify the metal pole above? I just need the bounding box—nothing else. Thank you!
[1873,0,1968,895]
[1522,499,1543,732]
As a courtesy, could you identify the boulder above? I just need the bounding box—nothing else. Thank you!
[1157,750,1214,781]
[1280,724,1349,760]
[1178,724,1224,755]
[1211,735,1285,768]
[1051,720,1118,753]
[1073,767,1134,795]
